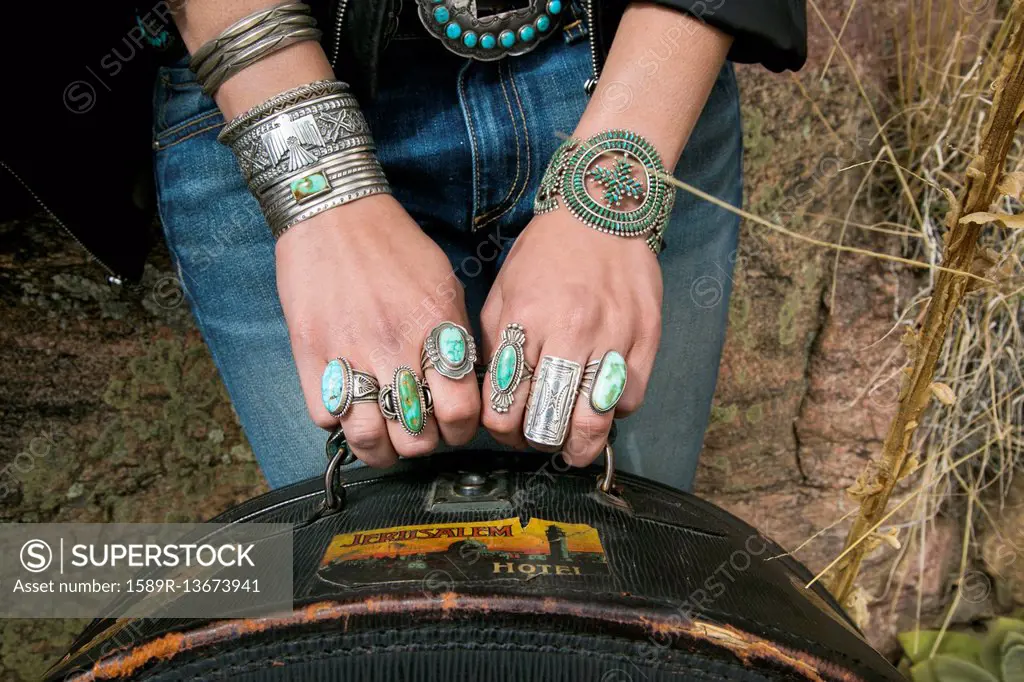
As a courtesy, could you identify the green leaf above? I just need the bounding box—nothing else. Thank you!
[981,618,1024,676]
[999,631,1024,682]
[899,630,982,665]
[910,656,999,682]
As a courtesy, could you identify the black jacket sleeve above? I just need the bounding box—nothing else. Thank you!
[596,0,807,73]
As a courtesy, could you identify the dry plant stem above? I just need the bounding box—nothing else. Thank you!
[659,174,992,284]
[826,1,1024,603]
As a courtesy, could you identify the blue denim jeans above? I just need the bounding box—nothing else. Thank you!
[152,23,742,492]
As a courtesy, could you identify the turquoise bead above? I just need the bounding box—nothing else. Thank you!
[396,369,424,434]
[591,351,627,413]
[480,33,496,49]
[499,30,515,48]
[445,22,462,39]
[536,15,551,32]
[519,25,535,42]
[438,325,467,364]
[321,359,346,414]
[432,5,449,23]
[547,0,562,14]
[495,345,518,391]
[462,30,478,47]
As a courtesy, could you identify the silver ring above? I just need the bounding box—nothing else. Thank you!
[322,357,380,417]
[377,367,432,436]
[422,321,477,380]
[578,350,628,414]
[523,356,583,448]
[488,323,533,413]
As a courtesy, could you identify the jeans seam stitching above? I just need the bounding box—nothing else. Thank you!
[473,60,523,226]
[154,120,227,151]
[155,110,223,143]
[456,61,482,228]
[475,62,532,230]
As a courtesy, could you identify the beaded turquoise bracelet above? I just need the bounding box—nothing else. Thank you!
[534,130,674,255]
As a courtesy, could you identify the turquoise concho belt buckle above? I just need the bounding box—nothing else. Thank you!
[416,0,564,61]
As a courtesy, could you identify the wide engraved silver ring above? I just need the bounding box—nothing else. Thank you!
[523,355,583,448]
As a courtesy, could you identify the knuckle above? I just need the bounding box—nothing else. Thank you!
[614,398,642,416]
[568,415,607,447]
[291,317,321,352]
[393,435,437,458]
[311,413,338,430]
[373,317,403,357]
[343,414,388,452]
[481,298,500,330]
[436,397,479,427]
[482,410,518,437]
[637,307,662,344]
[556,303,602,337]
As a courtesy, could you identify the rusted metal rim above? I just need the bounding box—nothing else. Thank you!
[55,594,870,682]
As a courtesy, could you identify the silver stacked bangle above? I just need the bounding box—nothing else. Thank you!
[189,3,322,96]
[220,83,391,239]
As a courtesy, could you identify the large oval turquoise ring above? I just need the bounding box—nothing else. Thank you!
[422,321,477,380]
[378,366,433,436]
[579,350,628,414]
[488,323,533,414]
[321,358,380,418]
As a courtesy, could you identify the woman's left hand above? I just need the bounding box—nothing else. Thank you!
[479,209,663,465]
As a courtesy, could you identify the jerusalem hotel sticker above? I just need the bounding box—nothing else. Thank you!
[317,518,608,586]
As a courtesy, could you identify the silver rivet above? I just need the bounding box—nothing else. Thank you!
[455,472,489,496]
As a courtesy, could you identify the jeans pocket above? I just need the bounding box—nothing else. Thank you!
[153,65,223,149]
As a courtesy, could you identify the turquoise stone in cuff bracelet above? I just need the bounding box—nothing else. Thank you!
[290,170,332,203]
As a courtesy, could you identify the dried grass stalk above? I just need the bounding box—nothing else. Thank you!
[826,0,1024,604]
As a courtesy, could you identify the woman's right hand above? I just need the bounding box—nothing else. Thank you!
[275,195,480,466]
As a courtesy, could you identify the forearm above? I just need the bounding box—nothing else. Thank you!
[574,2,733,165]
[172,1,334,119]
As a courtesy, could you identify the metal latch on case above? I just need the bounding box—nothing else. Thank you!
[429,471,513,512]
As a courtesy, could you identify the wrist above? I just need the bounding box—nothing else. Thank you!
[536,130,671,256]
[275,195,411,247]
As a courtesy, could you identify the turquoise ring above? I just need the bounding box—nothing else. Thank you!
[421,321,477,380]
[378,367,434,436]
[321,358,380,417]
[579,350,628,414]
[488,323,533,414]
